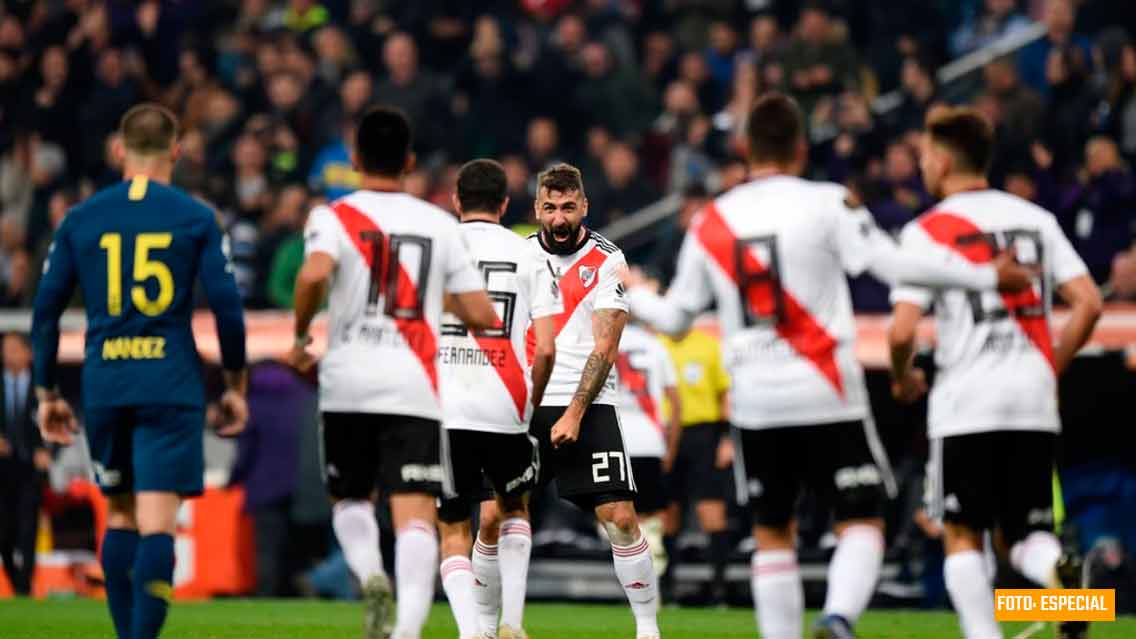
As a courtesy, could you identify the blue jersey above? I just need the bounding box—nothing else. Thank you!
[32,176,247,408]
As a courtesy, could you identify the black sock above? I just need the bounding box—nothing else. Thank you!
[709,530,731,588]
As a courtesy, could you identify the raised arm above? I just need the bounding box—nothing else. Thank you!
[444,290,498,330]
[626,232,712,336]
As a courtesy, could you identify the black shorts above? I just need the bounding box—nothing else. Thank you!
[928,430,1056,545]
[666,422,731,503]
[437,429,540,524]
[321,412,446,499]
[734,421,889,528]
[630,457,667,514]
[530,404,635,510]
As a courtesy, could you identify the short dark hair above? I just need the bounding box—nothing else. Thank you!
[925,106,994,175]
[746,92,804,165]
[355,106,412,177]
[537,163,585,197]
[456,159,508,214]
[119,103,178,156]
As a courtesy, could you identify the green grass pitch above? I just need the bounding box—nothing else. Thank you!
[2,598,1134,638]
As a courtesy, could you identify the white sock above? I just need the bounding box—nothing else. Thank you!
[944,551,1003,639]
[498,518,532,629]
[611,533,660,637]
[332,500,385,583]
[640,515,668,576]
[823,524,884,622]
[392,521,438,639]
[751,550,804,639]
[441,555,480,637]
[1010,531,1062,588]
[472,537,501,635]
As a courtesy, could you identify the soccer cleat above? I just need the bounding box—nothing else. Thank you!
[361,573,395,639]
[812,614,857,639]
[497,624,528,639]
[1055,553,1090,639]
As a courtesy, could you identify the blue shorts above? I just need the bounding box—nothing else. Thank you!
[84,404,205,497]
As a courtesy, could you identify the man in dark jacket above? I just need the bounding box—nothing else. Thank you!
[0,332,50,595]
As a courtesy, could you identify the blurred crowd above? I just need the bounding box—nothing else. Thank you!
[0,0,1134,314]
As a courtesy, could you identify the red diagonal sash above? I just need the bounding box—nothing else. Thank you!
[693,203,844,396]
[332,202,439,394]
[615,352,665,437]
[526,246,607,363]
[918,211,1055,370]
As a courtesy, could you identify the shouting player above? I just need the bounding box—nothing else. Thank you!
[623,93,1034,639]
[888,106,1102,639]
[476,164,662,639]
[435,159,561,639]
[615,321,682,576]
[32,104,249,639]
[289,107,497,639]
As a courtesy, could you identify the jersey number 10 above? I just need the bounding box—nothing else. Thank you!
[360,231,432,320]
[99,232,174,317]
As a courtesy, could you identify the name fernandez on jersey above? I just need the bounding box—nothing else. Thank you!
[527,229,629,407]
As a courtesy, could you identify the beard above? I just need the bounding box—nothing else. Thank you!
[541,221,583,255]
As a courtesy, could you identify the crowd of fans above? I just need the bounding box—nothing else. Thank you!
[0,0,1134,312]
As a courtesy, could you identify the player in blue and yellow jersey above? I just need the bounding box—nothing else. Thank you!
[30,103,248,639]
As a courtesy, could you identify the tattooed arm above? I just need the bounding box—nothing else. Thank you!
[549,308,628,447]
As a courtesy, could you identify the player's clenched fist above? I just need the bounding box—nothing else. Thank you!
[37,397,79,445]
[286,335,317,373]
[550,415,580,448]
[890,368,928,404]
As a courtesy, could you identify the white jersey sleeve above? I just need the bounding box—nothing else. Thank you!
[443,227,486,293]
[1044,214,1090,285]
[304,205,347,260]
[527,249,562,319]
[830,192,999,290]
[627,232,708,336]
[594,250,630,313]
[889,222,937,310]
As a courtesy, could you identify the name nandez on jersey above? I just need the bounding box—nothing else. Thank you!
[438,344,509,367]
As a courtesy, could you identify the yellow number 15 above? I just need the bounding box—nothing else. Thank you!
[99,232,175,316]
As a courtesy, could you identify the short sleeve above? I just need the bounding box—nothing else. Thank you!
[594,250,630,313]
[443,225,485,294]
[527,249,563,319]
[1045,215,1090,285]
[304,205,344,260]
[889,223,935,310]
[667,232,714,313]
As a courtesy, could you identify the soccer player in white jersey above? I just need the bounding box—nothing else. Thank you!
[615,322,682,576]
[287,107,498,639]
[888,106,1102,639]
[475,163,663,639]
[435,160,561,639]
[622,93,1034,639]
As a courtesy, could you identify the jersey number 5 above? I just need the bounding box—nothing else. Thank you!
[99,232,174,316]
[441,261,517,339]
[360,231,432,319]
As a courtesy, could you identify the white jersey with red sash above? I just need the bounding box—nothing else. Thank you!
[658,176,895,429]
[304,190,485,419]
[615,324,678,459]
[439,221,563,434]
[527,229,629,406]
[891,189,1088,438]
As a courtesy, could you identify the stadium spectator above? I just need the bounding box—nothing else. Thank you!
[525,117,564,174]
[375,32,448,157]
[588,142,660,228]
[982,55,1044,160]
[1017,0,1093,94]
[779,2,860,117]
[1039,44,1097,176]
[887,55,940,137]
[647,183,710,292]
[451,15,528,158]
[1035,137,1136,286]
[576,41,657,138]
[1101,42,1136,164]
[307,120,359,200]
[0,332,49,596]
[500,155,534,228]
[950,0,1035,57]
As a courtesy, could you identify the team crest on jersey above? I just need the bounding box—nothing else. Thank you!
[579,266,597,288]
